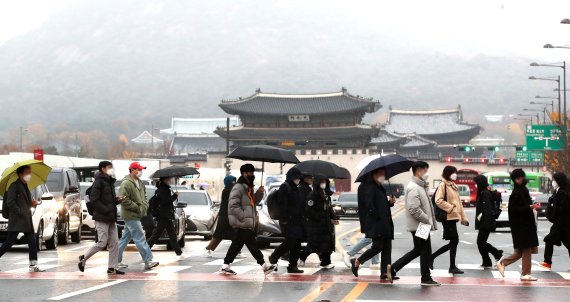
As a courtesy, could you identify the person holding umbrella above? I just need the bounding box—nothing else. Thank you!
[147,177,183,256]
[0,164,44,272]
[220,164,276,275]
[204,175,237,256]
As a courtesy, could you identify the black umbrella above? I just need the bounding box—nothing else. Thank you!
[150,165,200,179]
[355,154,413,183]
[293,160,347,179]
[227,145,300,183]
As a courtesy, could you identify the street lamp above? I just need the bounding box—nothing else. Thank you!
[532,96,555,112]
[524,108,546,124]
[530,61,566,131]
[529,75,562,125]
[518,113,535,124]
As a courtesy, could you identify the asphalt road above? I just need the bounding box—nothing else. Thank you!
[0,201,569,302]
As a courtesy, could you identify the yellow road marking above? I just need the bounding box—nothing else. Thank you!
[340,282,369,302]
[298,282,335,302]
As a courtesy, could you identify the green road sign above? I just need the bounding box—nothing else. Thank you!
[525,125,564,151]
[515,151,544,163]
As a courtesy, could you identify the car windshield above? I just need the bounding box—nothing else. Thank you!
[177,191,209,206]
[46,172,64,192]
[338,193,357,203]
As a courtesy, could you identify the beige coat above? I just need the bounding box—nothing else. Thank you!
[435,179,468,222]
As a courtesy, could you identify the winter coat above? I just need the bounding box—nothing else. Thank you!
[357,174,394,239]
[404,177,437,232]
[278,168,305,239]
[213,184,235,240]
[435,180,468,222]
[6,179,34,232]
[118,175,148,220]
[475,189,497,230]
[227,177,264,231]
[545,188,570,246]
[508,183,539,249]
[155,183,178,221]
[89,172,117,222]
[298,181,312,200]
[304,175,337,252]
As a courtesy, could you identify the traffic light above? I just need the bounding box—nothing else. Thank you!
[457,145,474,152]
[515,146,528,151]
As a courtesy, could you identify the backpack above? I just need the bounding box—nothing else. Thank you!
[489,189,502,219]
[431,185,448,223]
[267,182,290,220]
[85,184,95,216]
[1,195,9,219]
[148,190,160,217]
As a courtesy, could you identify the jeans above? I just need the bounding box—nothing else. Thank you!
[477,228,502,266]
[224,229,265,265]
[84,221,119,268]
[0,231,37,265]
[347,237,379,264]
[357,237,392,275]
[118,219,154,263]
[392,232,433,281]
[147,219,182,255]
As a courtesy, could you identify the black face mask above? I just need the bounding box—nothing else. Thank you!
[521,179,528,186]
[246,175,255,184]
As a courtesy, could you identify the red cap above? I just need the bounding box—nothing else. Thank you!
[129,162,146,170]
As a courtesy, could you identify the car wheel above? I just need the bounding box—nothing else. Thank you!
[58,219,69,245]
[36,221,44,252]
[45,220,58,250]
[71,220,82,243]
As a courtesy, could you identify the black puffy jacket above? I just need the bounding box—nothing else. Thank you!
[90,172,117,222]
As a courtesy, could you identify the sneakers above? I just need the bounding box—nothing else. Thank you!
[219,264,237,275]
[78,255,86,272]
[520,275,538,281]
[298,260,306,267]
[448,267,464,274]
[350,259,359,277]
[421,279,441,287]
[320,263,335,270]
[496,259,505,278]
[144,261,159,270]
[29,265,45,272]
[287,266,304,274]
[263,263,277,275]
[537,262,552,270]
[107,268,125,275]
[117,263,128,269]
[343,252,353,268]
[203,248,213,258]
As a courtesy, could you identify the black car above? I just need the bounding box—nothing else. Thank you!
[45,167,83,244]
[533,193,551,218]
[333,192,359,218]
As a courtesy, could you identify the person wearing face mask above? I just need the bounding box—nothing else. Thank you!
[220,164,275,275]
[147,177,182,256]
[117,162,159,270]
[350,168,395,280]
[78,161,126,274]
[431,165,469,275]
[268,167,305,273]
[473,175,503,269]
[299,174,339,269]
[496,169,540,281]
[538,172,570,270]
[204,175,237,256]
[0,165,44,272]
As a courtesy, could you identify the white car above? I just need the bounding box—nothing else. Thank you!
[79,182,96,237]
[0,184,60,250]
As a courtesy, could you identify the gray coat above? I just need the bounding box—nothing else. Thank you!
[227,179,263,231]
[6,180,34,233]
[404,177,437,232]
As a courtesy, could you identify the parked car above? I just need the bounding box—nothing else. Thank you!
[175,189,217,240]
[45,167,83,244]
[333,192,359,218]
[0,184,60,250]
[114,185,187,250]
[457,184,473,207]
[256,187,285,249]
[79,182,96,238]
[533,193,551,218]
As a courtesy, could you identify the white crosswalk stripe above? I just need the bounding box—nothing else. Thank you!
[6,264,62,273]
[144,265,192,274]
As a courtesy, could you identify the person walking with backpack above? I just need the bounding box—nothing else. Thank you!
[147,177,182,256]
[390,161,440,286]
[298,174,339,269]
[78,161,125,274]
[497,169,540,281]
[538,172,570,270]
[268,167,305,273]
[431,165,469,275]
[219,164,276,275]
[117,162,159,270]
[473,175,503,268]
[0,165,44,272]
[204,175,236,256]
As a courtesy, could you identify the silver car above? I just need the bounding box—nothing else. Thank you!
[176,190,218,240]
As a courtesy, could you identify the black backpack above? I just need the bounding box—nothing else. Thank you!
[267,182,290,220]
[148,190,160,217]
[489,189,503,219]
[85,184,95,216]
[431,185,448,223]
[1,195,9,219]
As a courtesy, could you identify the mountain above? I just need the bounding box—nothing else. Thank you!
[0,0,544,142]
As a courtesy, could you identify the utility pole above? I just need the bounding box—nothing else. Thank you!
[19,126,23,152]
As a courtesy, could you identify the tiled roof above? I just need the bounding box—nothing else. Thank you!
[400,134,436,148]
[170,136,227,154]
[131,131,163,144]
[215,125,373,140]
[385,107,479,136]
[369,130,407,144]
[219,89,381,116]
[161,118,239,135]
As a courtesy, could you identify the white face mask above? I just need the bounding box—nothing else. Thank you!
[320,183,327,190]
[136,171,143,178]
[293,179,301,185]
[106,168,114,176]
[23,174,32,182]
[377,176,386,183]
[450,173,458,181]
[421,172,429,181]
[552,181,559,190]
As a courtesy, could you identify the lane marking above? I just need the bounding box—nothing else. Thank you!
[144,265,192,274]
[204,259,243,266]
[47,280,128,300]
[298,282,334,302]
[16,258,59,265]
[459,240,473,245]
[6,264,61,273]
[62,245,92,252]
[341,282,369,302]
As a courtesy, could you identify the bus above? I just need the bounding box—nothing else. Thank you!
[525,172,551,194]
[456,169,480,205]
[484,171,512,193]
